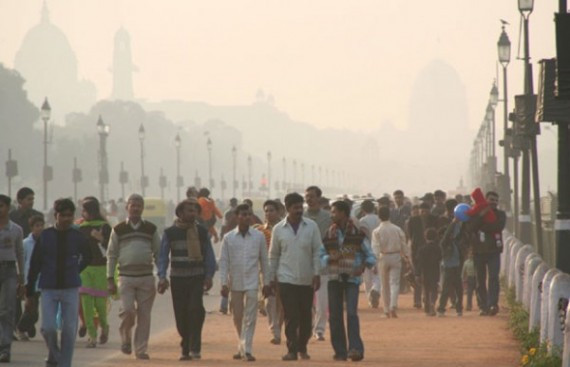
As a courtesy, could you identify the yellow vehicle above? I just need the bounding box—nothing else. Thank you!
[142,197,167,234]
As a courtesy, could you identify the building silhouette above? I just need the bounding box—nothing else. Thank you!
[110,27,137,100]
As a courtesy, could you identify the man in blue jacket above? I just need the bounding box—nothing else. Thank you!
[26,198,91,367]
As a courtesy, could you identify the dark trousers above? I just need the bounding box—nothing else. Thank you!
[278,283,313,355]
[170,276,205,355]
[437,267,463,313]
[328,280,364,358]
[473,252,501,311]
[422,279,438,314]
[412,258,422,307]
[465,276,476,309]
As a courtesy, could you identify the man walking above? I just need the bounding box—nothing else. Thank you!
[358,200,381,308]
[157,199,216,360]
[303,186,331,341]
[469,191,506,316]
[372,206,406,318]
[26,198,91,367]
[219,204,271,361]
[320,200,375,361]
[106,194,160,360]
[269,193,322,361]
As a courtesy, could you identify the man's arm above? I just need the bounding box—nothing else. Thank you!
[218,235,230,288]
[202,233,216,280]
[478,210,507,233]
[311,224,323,276]
[157,231,170,280]
[371,227,381,257]
[258,234,270,286]
[151,230,161,266]
[78,232,92,272]
[14,227,25,285]
[106,229,119,279]
[26,236,42,297]
[268,227,280,281]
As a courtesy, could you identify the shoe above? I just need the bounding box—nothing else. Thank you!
[270,337,281,345]
[390,310,398,318]
[219,308,228,315]
[28,325,36,338]
[179,354,192,361]
[369,290,380,308]
[136,353,150,360]
[489,306,498,316]
[457,311,463,317]
[479,309,489,316]
[78,325,87,338]
[243,353,256,362]
[86,338,97,348]
[191,352,201,360]
[99,326,109,345]
[348,349,363,362]
[333,354,347,361]
[233,353,242,360]
[282,353,298,361]
[0,352,10,363]
[121,343,132,355]
[299,352,310,360]
[16,330,29,341]
[315,332,325,341]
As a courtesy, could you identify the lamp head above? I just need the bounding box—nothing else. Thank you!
[41,97,51,120]
[138,124,145,140]
[497,26,511,65]
[174,133,181,147]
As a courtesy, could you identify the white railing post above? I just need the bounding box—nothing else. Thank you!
[547,273,570,355]
[530,262,549,331]
[563,302,570,367]
[523,255,542,310]
[515,245,534,303]
[541,269,562,343]
[509,241,523,288]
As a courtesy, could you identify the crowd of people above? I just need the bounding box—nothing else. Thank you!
[0,184,506,366]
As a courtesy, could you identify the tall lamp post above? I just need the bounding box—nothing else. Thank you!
[97,115,110,203]
[175,133,182,202]
[232,146,237,198]
[5,149,17,199]
[267,151,272,198]
[497,23,515,232]
[247,155,252,197]
[139,124,147,197]
[41,98,51,210]
[207,138,213,190]
[282,157,287,193]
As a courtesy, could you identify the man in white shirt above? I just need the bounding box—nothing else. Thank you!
[371,206,406,318]
[358,200,381,308]
[219,204,271,362]
[269,193,322,361]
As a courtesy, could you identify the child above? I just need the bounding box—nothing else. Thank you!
[462,250,476,311]
[416,228,441,316]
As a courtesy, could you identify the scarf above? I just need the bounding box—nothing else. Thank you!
[175,219,203,262]
[79,219,107,228]
[322,219,366,276]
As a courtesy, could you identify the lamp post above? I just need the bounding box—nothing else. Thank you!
[139,124,146,197]
[119,161,128,200]
[292,160,297,190]
[207,138,213,190]
[486,96,497,190]
[247,155,252,197]
[267,151,272,198]
[301,162,305,189]
[232,146,237,198]
[282,157,287,193]
[97,115,110,203]
[72,157,81,202]
[497,23,515,232]
[175,133,182,202]
[41,98,51,210]
[5,149,17,199]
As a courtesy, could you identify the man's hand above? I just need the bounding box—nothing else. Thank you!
[372,265,378,275]
[262,285,273,298]
[354,265,365,277]
[479,206,491,217]
[221,285,229,298]
[270,281,277,292]
[107,278,117,295]
[203,277,213,292]
[17,284,25,299]
[24,296,36,313]
[312,275,321,292]
[157,279,169,294]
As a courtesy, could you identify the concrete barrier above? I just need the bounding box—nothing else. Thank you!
[515,245,534,303]
[541,268,562,343]
[529,262,549,331]
[523,254,542,310]
[563,302,570,367]
[508,241,523,289]
[547,273,570,354]
[501,233,515,277]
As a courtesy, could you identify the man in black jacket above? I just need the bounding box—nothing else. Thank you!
[468,191,506,316]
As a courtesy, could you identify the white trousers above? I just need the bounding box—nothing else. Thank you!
[313,275,328,335]
[380,253,402,312]
[363,266,381,295]
[230,290,258,355]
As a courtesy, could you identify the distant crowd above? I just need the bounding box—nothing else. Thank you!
[0,184,505,365]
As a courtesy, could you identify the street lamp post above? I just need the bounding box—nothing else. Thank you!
[267,151,272,199]
[292,160,297,190]
[119,161,128,200]
[139,124,146,197]
[175,133,181,202]
[207,138,213,190]
[5,149,17,199]
[497,23,514,232]
[72,157,82,202]
[247,155,252,197]
[41,98,51,210]
[282,157,287,194]
[97,115,110,203]
[232,146,237,198]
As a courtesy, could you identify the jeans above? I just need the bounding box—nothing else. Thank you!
[0,265,17,353]
[278,283,313,355]
[437,266,463,313]
[474,252,501,310]
[328,280,364,357]
[170,276,205,355]
[423,280,438,314]
[41,288,80,367]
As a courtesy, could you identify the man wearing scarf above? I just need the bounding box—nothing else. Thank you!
[157,199,216,361]
[320,200,376,362]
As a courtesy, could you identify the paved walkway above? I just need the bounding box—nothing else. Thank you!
[87,291,519,367]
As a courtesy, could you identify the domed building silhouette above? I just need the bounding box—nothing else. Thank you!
[14,1,96,119]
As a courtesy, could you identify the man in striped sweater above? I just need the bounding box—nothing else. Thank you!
[106,194,160,360]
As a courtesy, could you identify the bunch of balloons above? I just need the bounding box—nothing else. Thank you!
[454,203,472,222]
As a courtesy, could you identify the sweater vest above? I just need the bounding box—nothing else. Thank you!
[163,224,209,278]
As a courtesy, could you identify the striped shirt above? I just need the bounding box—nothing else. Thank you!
[0,220,24,283]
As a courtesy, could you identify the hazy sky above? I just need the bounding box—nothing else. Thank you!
[0,0,560,132]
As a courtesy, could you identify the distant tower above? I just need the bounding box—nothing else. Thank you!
[111,27,136,100]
